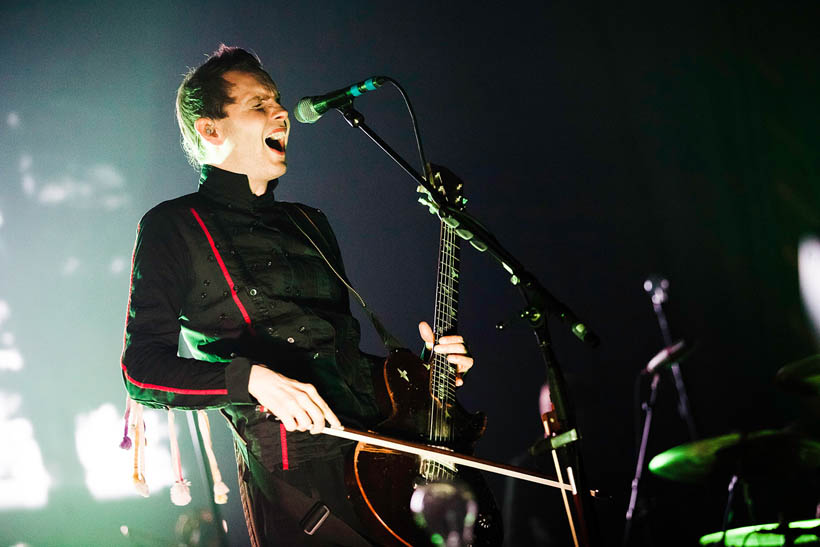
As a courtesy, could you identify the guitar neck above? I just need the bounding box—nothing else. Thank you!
[430,221,461,416]
[433,221,460,336]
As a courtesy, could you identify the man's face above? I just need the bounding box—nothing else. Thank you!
[213,70,290,184]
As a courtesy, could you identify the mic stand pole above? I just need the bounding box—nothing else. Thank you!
[519,276,601,547]
[622,373,661,546]
[336,105,437,195]
[623,277,698,545]
[647,279,697,441]
[335,104,601,545]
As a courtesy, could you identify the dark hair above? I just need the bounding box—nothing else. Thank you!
[175,45,276,167]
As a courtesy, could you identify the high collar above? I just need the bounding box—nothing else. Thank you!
[197,165,279,210]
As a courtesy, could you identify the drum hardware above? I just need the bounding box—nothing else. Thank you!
[623,276,698,545]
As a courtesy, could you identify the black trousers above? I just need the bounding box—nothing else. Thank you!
[236,441,375,547]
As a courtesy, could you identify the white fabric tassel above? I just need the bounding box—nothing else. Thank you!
[167,409,191,506]
[197,410,229,504]
[131,401,149,497]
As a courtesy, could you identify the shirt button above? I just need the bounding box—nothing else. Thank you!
[248,288,258,296]
[287,337,295,344]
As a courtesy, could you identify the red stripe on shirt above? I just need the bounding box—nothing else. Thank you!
[279,422,289,470]
[189,207,253,326]
[121,364,228,395]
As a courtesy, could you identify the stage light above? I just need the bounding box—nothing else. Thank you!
[60,256,80,276]
[0,348,23,371]
[21,174,35,196]
[74,403,175,501]
[109,257,127,274]
[0,392,51,509]
[798,236,820,341]
[19,154,32,172]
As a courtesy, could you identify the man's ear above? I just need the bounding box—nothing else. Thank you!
[195,118,223,144]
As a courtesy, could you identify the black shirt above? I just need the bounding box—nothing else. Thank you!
[121,165,381,467]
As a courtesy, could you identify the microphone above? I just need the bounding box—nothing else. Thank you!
[643,275,669,305]
[294,76,388,123]
[643,340,693,375]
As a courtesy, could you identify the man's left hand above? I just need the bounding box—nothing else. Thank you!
[418,321,473,387]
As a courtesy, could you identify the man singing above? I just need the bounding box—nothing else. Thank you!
[120,45,473,545]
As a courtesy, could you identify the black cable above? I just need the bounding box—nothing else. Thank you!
[384,78,428,178]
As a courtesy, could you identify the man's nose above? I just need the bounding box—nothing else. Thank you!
[272,105,288,121]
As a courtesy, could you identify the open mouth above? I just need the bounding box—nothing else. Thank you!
[264,130,286,153]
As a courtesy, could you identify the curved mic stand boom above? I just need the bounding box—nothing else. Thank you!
[334,102,602,546]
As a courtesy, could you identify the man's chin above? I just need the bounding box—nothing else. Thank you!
[267,163,287,181]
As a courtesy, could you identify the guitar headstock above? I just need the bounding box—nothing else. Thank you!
[417,163,467,214]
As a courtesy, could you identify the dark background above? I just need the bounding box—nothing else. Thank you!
[1,1,818,545]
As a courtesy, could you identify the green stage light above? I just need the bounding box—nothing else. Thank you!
[699,519,820,546]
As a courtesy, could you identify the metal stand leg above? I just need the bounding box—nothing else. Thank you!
[623,373,661,546]
[720,474,739,547]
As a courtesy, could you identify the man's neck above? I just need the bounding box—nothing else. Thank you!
[247,177,268,196]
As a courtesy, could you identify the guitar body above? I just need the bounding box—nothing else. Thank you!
[344,350,503,546]
[345,167,502,545]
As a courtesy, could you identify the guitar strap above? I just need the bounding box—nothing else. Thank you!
[280,203,404,352]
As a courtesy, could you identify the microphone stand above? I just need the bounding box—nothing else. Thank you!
[623,373,661,546]
[335,103,602,546]
[622,277,698,546]
[647,279,697,440]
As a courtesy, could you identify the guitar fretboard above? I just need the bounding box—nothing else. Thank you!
[428,221,460,443]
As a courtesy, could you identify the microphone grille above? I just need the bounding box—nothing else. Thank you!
[294,97,321,124]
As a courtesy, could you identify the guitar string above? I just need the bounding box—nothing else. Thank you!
[428,221,460,480]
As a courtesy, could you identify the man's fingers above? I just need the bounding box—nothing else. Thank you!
[251,368,341,433]
[446,353,473,372]
[278,414,298,432]
[418,321,435,349]
[296,380,340,430]
[437,334,465,345]
[434,343,469,355]
[318,401,341,429]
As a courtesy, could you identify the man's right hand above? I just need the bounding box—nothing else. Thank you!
[248,365,341,434]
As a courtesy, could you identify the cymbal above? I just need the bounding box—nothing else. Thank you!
[699,519,820,546]
[776,354,820,397]
[648,430,820,483]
